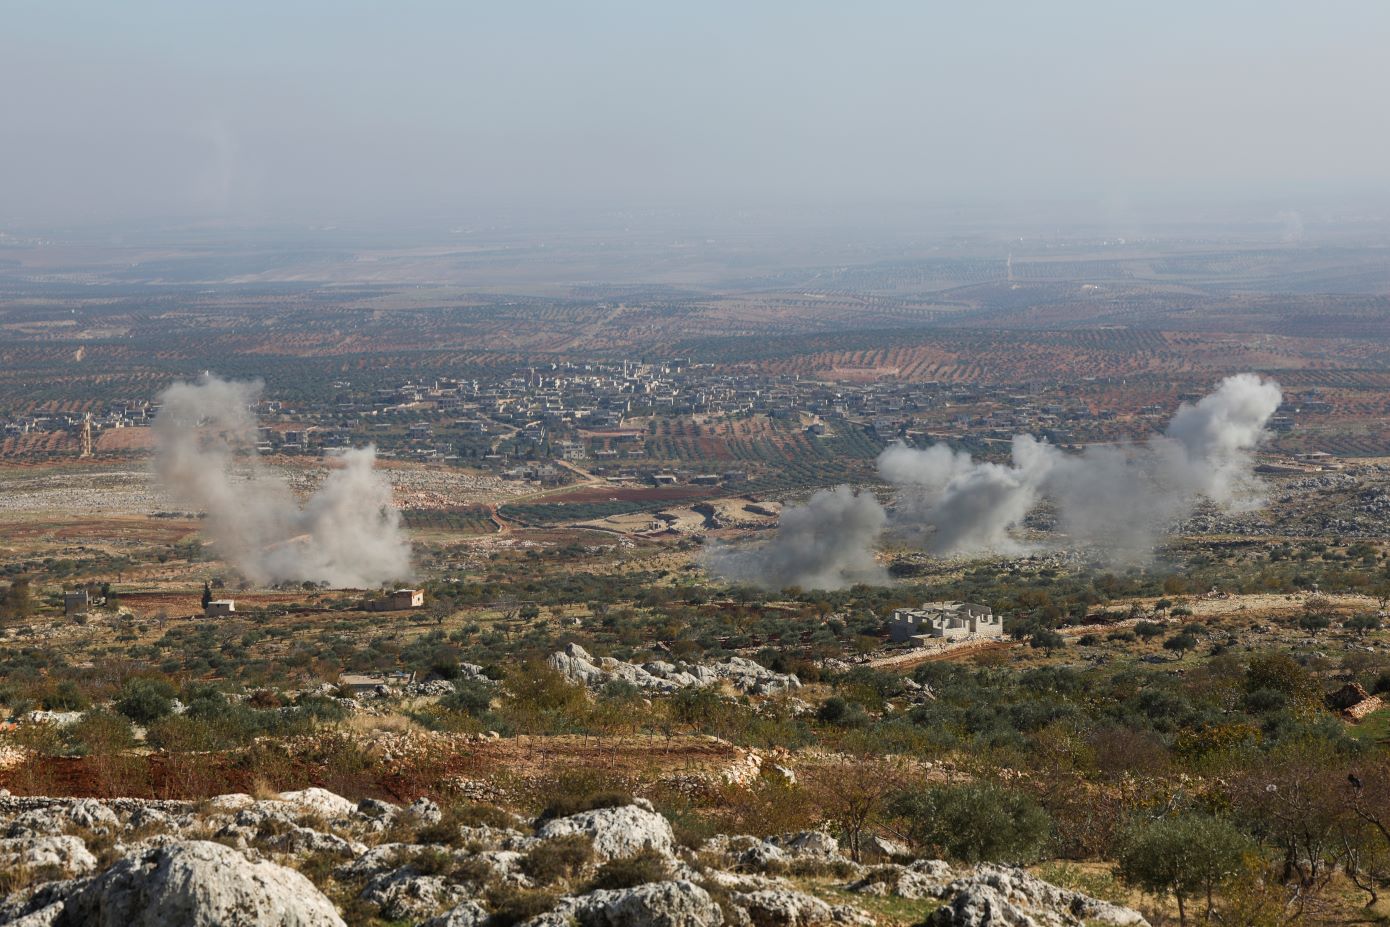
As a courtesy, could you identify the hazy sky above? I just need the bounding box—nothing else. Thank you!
[4,1,1389,225]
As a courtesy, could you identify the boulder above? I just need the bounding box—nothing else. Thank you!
[205,794,256,811]
[356,798,397,820]
[930,866,1148,927]
[404,797,445,826]
[847,861,952,900]
[65,800,120,834]
[0,836,98,878]
[570,880,723,927]
[51,839,346,926]
[360,869,469,922]
[421,900,490,927]
[536,804,675,862]
[775,832,839,858]
[263,826,364,858]
[276,788,357,821]
[733,890,871,927]
[857,836,909,863]
[336,844,418,882]
[736,842,788,873]
[456,663,489,681]
[125,807,178,833]
[926,884,1037,927]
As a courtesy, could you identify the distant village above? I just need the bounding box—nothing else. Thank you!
[3,360,1329,482]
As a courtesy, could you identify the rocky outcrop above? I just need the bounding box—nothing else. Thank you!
[6,800,119,839]
[847,860,953,900]
[360,869,470,922]
[421,900,490,927]
[567,880,724,927]
[0,836,97,878]
[927,866,1147,927]
[535,802,675,862]
[733,889,872,927]
[0,792,1148,927]
[277,788,358,821]
[547,645,800,695]
[26,840,346,926]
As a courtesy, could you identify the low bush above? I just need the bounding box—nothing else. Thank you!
[485,884,559,927]
[889,781,1052,864]
[520,834,594,884]
[586,848,672,891]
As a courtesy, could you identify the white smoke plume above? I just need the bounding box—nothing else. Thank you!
[153,375,413,588]
[881,373,1283,560]
[702,485,888,591]
[707,373,1282,588]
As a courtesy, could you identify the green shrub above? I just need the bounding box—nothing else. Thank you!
[66,710,135,755]
[890,782,1051,864]
[43,680,90,711]
[440,680,495,717]
[115,678,176,724]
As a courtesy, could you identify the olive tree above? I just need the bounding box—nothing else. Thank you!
[1117,814,1254,926]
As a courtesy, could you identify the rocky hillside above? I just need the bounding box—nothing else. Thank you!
[0,788,1147,927]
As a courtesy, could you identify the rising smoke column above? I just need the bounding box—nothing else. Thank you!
[880,373,1283,560]
[878,435,1057,556]
[706,373,1283,588]
[703,485,888,591]
[153,375,412,587]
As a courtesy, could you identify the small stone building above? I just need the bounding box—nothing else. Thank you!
[369,589,425,611]
[338,670,415,694]
[204,599,236,618]
[63,590,90,617]
[889,602,1002,644]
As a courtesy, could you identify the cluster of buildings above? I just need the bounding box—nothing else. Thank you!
[4,361,1331,476]
[3,399,154,440]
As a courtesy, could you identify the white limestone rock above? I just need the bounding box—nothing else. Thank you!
[536,804,675,863]
[50,839,346,926]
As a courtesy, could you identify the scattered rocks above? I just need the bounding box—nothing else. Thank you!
[928,866,1148,927]
[547,644,800,695]
[0,792,1147,927]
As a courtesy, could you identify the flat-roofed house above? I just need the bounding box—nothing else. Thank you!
[889,602,1002,644]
